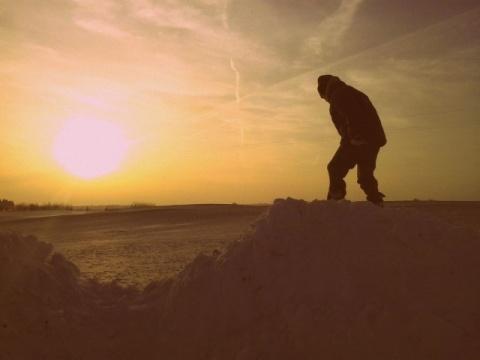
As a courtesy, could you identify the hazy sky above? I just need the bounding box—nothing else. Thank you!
[1,0,479,205]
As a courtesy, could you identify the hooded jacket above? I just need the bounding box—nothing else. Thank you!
[318,76,387,147]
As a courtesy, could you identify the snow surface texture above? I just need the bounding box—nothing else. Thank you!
[1,198,479,359]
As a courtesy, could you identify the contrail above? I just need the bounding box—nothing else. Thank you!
[229,57,240,104]
[222,0,229,30]
[223,0,244,148]
[230,57,244,147]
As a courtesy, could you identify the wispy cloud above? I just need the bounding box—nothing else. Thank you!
[75,18,128,38]
[301,0,363,64]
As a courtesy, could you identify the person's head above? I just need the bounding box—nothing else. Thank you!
[317,75,333,99]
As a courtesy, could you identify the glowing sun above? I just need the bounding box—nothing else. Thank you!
[53,117,130,179]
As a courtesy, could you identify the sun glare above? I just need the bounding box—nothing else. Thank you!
[53,117,130,179]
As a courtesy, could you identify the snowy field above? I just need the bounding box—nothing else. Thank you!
[0,204,267,287]
[1,199,479,359]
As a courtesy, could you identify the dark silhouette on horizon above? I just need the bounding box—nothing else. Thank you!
[0,199,15,211]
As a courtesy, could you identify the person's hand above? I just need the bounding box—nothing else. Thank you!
[350,136,367,146]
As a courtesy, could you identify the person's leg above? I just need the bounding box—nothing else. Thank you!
[327,143,358,199]
[356,145,385,204]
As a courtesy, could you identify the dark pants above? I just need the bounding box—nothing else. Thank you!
[327,143,383,201]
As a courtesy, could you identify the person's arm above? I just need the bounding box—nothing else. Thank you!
[335,90,367,145]
[329,107,347,138]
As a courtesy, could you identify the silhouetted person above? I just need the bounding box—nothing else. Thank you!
[317,75,387,206]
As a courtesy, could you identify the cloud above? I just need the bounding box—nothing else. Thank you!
[301,0,363,65]
[75,18,128,38]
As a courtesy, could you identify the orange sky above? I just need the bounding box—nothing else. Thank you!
[1,0,479,205]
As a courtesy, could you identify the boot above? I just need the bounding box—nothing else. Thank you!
[327,190,346,201]
[367,192,385,207]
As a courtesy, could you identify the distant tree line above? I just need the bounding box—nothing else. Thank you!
[1,198,73,211]
[130,201,156,208]
[2,198,155,212]
[15,202,73,211]
[1,199,15,211]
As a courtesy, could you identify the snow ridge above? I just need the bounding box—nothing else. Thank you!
[1,198,480,359]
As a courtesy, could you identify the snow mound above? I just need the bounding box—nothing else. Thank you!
[0,230,147,359]
[160,198,480,359]
[1,199,480,360]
